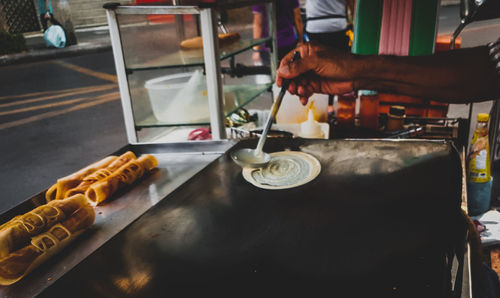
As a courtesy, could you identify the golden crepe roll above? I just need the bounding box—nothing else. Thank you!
[180,32,240,49]
[45,156,118,202]
[0,194,88,259]
[86,154,158,206]
[64,151,137,198]
[0,201,95,286]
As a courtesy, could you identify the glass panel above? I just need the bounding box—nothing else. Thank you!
[117,13,200,69]
[117,9,269,70]
[114,5,275,142]
[136,81,272,127]
[126,38,271,70]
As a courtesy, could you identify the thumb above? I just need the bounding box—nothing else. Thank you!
[277,58,315,80]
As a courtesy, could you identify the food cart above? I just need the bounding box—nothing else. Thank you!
[0,0,476,297]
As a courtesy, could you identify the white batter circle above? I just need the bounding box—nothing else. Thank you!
[242,151,321,190]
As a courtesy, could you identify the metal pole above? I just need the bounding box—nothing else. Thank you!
[173,0,185,41]
[200,8,226,140]
[105,8,138,144]
[268,0,278,81]
[491,100,500,162]
[466,103,473,152]
[449,3,483,150]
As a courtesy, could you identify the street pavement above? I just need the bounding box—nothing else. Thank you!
[0,5,499,214]
[0,26,111,66]
[0,52,125,213]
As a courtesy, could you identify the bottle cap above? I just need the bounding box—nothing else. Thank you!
[477,113,489,122]
[389,105,405,117]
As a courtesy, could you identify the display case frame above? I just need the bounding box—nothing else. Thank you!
[104,1,278,144]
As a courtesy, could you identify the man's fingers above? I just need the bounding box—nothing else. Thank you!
[288,81,297,95]
[299,97,309,106]
[278,59,314,79]
[305,84,315,96]
[309,80,321,93]
[297,85,306,96]
[277,44,314,80]
[276,76,283,87]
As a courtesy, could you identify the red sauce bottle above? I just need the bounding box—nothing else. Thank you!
[337,91,356,126]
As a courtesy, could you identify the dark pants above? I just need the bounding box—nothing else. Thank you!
[259,42,297,67]
[278,43,297,62]
[306,30,350,51]
[40,14,62,31]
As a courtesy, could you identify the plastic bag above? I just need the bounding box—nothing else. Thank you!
[44,25,66,48]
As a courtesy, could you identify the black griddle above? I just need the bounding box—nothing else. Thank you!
[39,138,466,297]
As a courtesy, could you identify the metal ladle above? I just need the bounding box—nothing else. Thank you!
[231,51,301,168]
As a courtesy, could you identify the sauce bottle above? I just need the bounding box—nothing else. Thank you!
[467,113,491,183]
[337,91,356,126]
[359,90,379,130]
[467,113,493,216]
[386,106,405,131]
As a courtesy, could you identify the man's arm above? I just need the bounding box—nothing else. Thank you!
[354,46,498,103]
[293,7,304,44]
[277,42,499,104]
[252,11,264,48]
[346,0,355,23]
[252,11,265,62]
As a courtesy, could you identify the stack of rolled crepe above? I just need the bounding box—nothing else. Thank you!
[85,154,158,206]
[180,32,240,49]
[0,194,95,285]
[45,151,158,206]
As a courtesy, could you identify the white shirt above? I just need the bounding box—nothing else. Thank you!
[305,0,347,34]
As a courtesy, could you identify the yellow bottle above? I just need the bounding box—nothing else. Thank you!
[467,113,491,183]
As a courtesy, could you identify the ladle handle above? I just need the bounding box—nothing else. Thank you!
[255,51,301,155]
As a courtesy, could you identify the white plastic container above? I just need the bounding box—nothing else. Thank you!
[145,71,209,123]
[299,110,325,138]
[273,82,328,124]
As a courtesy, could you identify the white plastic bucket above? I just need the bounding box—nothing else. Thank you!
[274,82,328,124]
[144,72,209,123]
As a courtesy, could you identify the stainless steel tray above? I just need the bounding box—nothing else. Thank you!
[32,139,469,297]
[0,140,236,298]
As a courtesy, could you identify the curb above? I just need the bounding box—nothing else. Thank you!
[0,42,111,67]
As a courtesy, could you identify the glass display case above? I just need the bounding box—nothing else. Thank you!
[104,1,278,144]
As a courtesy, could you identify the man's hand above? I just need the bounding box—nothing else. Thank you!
[44,12,51,19]
[277,42,356,105]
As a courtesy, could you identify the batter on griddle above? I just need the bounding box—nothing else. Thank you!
[242,151,321,190]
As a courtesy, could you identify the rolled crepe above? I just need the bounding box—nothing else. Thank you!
[0,202,95,286]
[45,155,118,202]
[137,154,158,171]
[180,32,240,49]
[45,184,58,203]
[85,154,158,206]
[107,151,137,172]
[62,152,137,199]
[0,194,88,259]
[64,169,112,198]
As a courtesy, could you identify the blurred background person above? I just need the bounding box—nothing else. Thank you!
[304,0,354,51]
[304,0,355,114]
[38,0,62,32]
[252,0,304,66]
